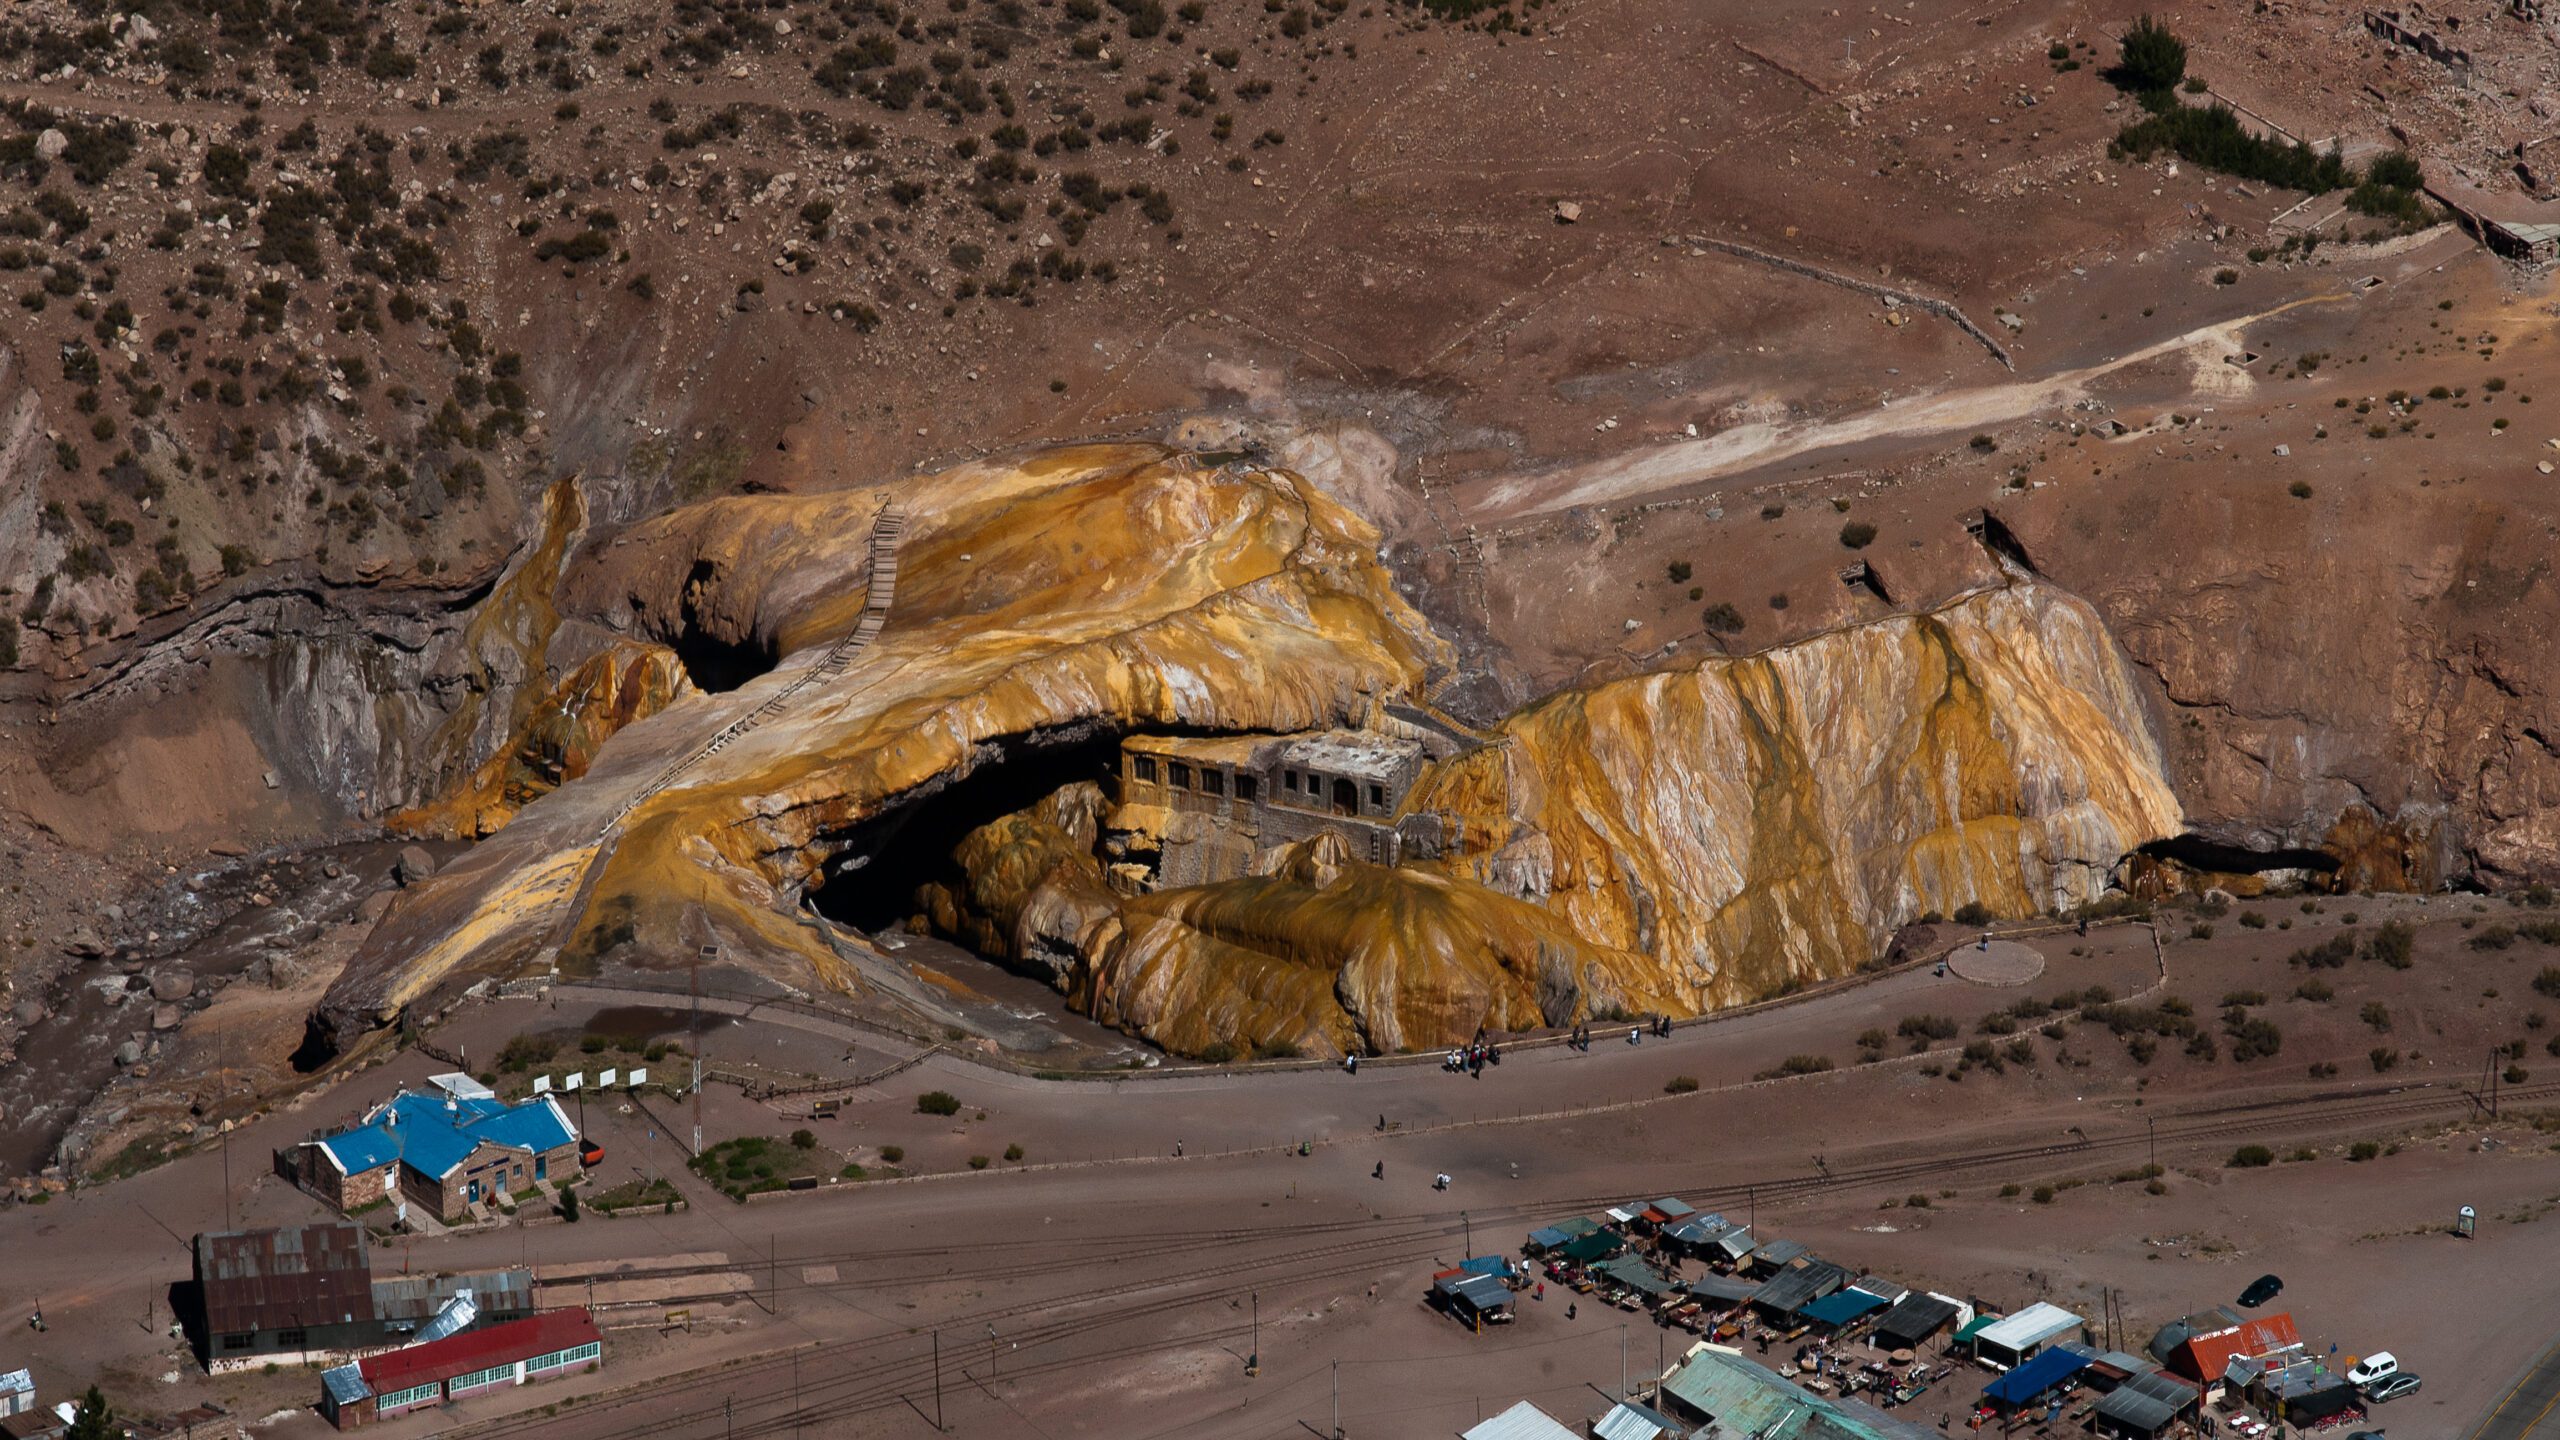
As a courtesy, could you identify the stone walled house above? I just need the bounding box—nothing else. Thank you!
[1109,725,1453,890]
[276,1074,579,1224]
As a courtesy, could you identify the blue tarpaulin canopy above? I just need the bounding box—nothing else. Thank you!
[1983,1347,2093,1407]
[1800,1288,1889,1327]
[1458,1256,1514,1278]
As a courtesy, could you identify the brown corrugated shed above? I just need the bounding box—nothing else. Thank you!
[193,1223,378,1333]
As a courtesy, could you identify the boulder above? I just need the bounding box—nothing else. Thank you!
[152,1004,182,1031]
[357,890,397,923]
[150,969,195,1002]
[34,128,67,160]
[12,1000,45,1027]
[63,929,104,958]
[394,846,438,886]
[114,1039,143,1066]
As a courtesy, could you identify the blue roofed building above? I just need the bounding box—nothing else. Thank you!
[277,1075,580,1223]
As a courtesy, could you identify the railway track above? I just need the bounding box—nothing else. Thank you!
[460,1074,2550,1436]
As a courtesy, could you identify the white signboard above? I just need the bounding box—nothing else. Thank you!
[0,1368,31,1397]
[599,1068,618,1089]
[565,1072,584,1092]
[627,1068,648,1089]
[532,1076,551,1094]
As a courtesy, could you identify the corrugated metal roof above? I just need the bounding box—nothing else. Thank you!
[1463,1401,1579,1440]
[320,1365,371,1406]
[372,1268,535,1324]
[2176,1312,2303,1380]
[1974,1302,2080,1354]
[1753,1260,1848,1316]
[193,1224,377,1334]
[1875,1294,1959,1344]
[1663,1351,1937,1440]
[1593,1400,1685,1440]
[2094,1371,2193,1434]
[358,1309,599,1393]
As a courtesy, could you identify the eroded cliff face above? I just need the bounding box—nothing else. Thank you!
[1405,582,2186,1011]
[316,444,1453,1047]
[904,579,2182,1057]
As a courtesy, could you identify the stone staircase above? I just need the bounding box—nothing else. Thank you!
[607,502,907,829]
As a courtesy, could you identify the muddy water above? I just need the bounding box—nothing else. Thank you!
[0,838,447,1178]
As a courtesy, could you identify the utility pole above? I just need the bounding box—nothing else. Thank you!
[794,1352,802,1439]
[1248,1292,1260,1376]
[1332,1360,1342,1440]
[933,1329,946,1432]
[692,945,713,1158]
[1461,1210,1472,1256]
[2146,1115,2158,1177]
[987,1323,998,1379]
[770,1234,778,1316]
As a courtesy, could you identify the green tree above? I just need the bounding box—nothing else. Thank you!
[2116,15,2186,93]
[67,1387,116,1440]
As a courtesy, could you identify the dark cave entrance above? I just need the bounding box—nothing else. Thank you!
[806,727,1132,936]
[2136,833,2343,877]
[671,559,776,694]
[289,1012,341,1073]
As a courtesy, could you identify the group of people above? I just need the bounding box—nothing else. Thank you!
[1442,1039,1501,1075]
[1562,1014,1677,1051]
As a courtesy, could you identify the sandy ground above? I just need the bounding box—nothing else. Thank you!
[8,903,2560,1438]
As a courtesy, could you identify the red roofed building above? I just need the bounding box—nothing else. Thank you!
[2172,1312,2304,1386]
[318,1308,601,1429]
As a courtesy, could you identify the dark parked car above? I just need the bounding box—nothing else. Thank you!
[2367,1375,2422,1403]
[2238,1274,2283,1307]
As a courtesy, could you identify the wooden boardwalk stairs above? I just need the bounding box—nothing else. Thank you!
[606,503,906,830]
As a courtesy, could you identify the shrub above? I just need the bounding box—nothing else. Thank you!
[1701,602,1746,634]
[2238,911,2268,929]
[2359,1002,2392,1032]
[2031,1184,2056,1204]
[791,1129,817,1149]
[917,1090,962,1116]
[2370,1046,2400,1073]
[879,1145,905,1164]
[2114,14,2187,92]
[2226,1011,2283,1062]
[1666,560,1692,583]
[2472,924,2518,951]
[2508,1064,2530,1085]
[2221,989,2267,1007]
[1664,1075,1701,1094]
[1952,901,1993,926]
[1838,521,1877,550]
[1197,1040,1239,1063]
[2294,979,2333,1003]
[2228,1144,2274,1168]
[2115,105,2348,195]
[2369,921,2415,968]
[1898,1014,1959,1047]
[968,1154,991,1170]
[2349,1140,2381,1162]
[2535,966,2560,1000]
[1756,1054,1835,1080]
[1999,1182,2022,1197]
[1003,1143,1025,1161]
[2289,935,2354,970]
[1856,1028,1889,1053]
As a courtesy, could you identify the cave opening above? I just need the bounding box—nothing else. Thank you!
[806,727,1133,936]
[289,1012,341,1074]
[2136,833,2342,876]
[671,559,777,694]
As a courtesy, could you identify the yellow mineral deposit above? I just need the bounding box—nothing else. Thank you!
[1409,583,2186,1014]
[321,445,1449,1042]
[324,445,2186,1062]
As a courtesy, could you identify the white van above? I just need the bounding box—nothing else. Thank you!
[2348,1352,2399,1388]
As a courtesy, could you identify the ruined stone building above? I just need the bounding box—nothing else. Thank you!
[1105,710,1477,890]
